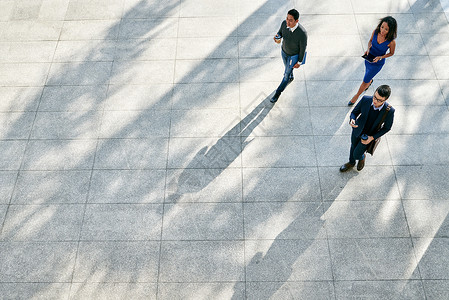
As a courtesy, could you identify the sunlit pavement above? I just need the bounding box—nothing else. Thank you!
[1,0,449,299]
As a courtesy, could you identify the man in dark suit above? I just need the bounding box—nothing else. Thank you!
[340,85,395,172]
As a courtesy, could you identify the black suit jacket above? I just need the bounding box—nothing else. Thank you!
[350,96,395,140]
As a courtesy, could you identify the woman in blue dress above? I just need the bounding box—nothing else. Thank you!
[348,16,397,106]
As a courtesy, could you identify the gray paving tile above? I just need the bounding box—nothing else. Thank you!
[0,283,70,300]
[158,282,245,300]
[306,80,361,107]
[243,105,313,137]
[315,135,393,167]
[421,33,449,56]
[329,238,419,280]
[395,165,449,200]
[0,63,50,86]
[0,87,42,112]
[305,57,364,81]
[53,40,115,62]
[439,79,449,106]
[0,2,14,21]
[243,167,321,202]
[0,112,34,139]
[73,241,160,282]
[245,239,333,281]
[105,84,173,110]
[388,134,449,165]
[319,166,401,201]
[60,20,119,40]
[377,56,436,80]
[323,201,409,237]
[31,111,102,139]
[246,281,335,300]
[0,205,7,227]
[175,59,239,83]
[0,171,16,204]
[94,138,168,169]
[1,204,84,241]
[177,37,238,60]
[240,81,308,108]
[239,0,295,18]
[180,0,237,17]
[47,62,113,85]
[36,0,70,21]
[65,0,124,20]
[403,200,449,238]
[159,241,244,282]
[414,238,449,279]
[111,61,175,84]
[69,283,157,300]
[410,0,444,13]
[414,12,449,33]
[114,38,177,61]
[423,280,449,300]
[238,35,279,58]
[0,20,62,41]
[0,41,57,63]
[302,15,359,35]
[244,202,326,239]
[172,83,239,109]
[88,170,165,204]
[374,79,446,106]
[11,171,90,204]
[122,0,180,18]
[430,55,449,80]
[178,17,238,38]
[40,85,107,112]
[239,58,298,83]
[351,0,411,13]
[307,34,363,57]
[165,168,242,203]
[0,141,27,171]
[241,136,316,167]
[334,280,425,300]
[310,107,352,135]
[162,203,243,240]
[80,204,163,240]
[394,33,428,56]
[119,18,179,40]
[170,108,240,137]
[0,241,77,282]
[296,0,352,14]
[167,137,241,169]
[21,140,97,170]
[392,106,449,134]
[100,110,170,138]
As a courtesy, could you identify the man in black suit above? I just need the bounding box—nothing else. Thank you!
[340,85,395,172]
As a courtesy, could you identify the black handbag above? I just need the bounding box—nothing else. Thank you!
[366,105,391,156]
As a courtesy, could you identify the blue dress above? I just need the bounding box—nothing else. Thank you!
[363,32,391,83]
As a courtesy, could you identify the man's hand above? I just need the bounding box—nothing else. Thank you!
[293,63,300,68]
[349,119,358,128]
[273,36,281,44]
[361,136,374,145]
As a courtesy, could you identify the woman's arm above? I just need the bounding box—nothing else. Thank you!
[365,30,375,55]
[373,40,396,62]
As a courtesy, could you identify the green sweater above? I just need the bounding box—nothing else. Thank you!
[277,20,307,61]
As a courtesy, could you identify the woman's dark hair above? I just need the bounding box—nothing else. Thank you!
[288,9,300,21]
[375,16,397,41]
[376,85,392,100]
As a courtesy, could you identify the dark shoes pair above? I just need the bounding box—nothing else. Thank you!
[270,77,294,103]
[339,156,366,172]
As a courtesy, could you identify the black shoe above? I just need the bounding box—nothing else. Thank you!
[288,77,294,82]
[270,93,280,103]
[357,156,366,171]
[339,162,355,172]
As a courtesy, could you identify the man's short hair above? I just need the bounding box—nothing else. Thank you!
[288,9,299,21]
[376,85,391,100]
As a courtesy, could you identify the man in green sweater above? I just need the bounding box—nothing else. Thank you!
[271,9,308,103]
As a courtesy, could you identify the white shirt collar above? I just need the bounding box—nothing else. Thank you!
[372,102,385,111]
[289,23,299,32]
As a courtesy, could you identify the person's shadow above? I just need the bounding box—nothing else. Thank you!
[167,92,274,202]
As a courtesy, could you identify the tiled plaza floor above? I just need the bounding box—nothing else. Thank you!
[1,0,449,299]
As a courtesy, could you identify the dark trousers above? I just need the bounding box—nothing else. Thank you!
[349,133,368,164]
